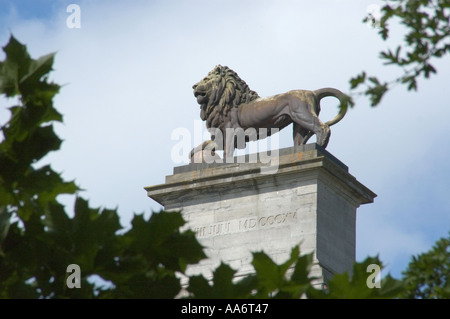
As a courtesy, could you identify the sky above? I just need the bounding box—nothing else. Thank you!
[0,0,449,280]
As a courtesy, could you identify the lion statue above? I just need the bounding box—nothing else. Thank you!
[191,65,349,162]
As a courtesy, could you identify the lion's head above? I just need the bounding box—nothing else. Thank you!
[193,65,259,128]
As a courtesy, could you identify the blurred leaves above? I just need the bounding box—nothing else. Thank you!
[306,256,404,299]
[186,246,317,299]
[351,0,450,106]
[100,210,206,299]
[185,247,407,299]
[187,263,249,299]
[402,232,450,299]
[250,245,315,298]
[0,35,75,225]
[0,35,204,299]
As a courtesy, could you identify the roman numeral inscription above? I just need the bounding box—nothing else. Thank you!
[192,212,297,238]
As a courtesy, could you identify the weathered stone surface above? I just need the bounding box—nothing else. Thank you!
[145,144,376,285]
[192,65,349,158]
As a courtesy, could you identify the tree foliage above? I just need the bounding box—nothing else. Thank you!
[0,35,205,299]
[401,233,450,299]
[350,0,450,106]
[0,35,447,299]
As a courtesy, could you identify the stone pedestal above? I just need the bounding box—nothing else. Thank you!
[145,144,376,285]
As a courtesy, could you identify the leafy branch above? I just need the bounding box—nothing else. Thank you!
[350,0,450,106]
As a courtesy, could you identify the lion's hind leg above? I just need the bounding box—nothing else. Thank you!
[293,124,311,146]
[320,124,331,148]
[290,102,330,149]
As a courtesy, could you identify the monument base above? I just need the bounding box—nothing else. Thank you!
[145,144,376,286]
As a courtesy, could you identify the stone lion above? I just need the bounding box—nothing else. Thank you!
[191,65,349,161]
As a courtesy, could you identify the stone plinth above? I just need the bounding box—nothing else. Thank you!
[144,144,376,284]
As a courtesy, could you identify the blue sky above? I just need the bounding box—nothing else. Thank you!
[1,0,58,20]
[1,0,449,281]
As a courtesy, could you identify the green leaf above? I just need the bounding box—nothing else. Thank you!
[402,232,450,299]
[354,0,450,106]
[187,263,239,299]
[279,245,300,276]
[422,63,437,78]
[349,71,366,89]
[250,245,315,298]
[290,252,315,285]
[251,251,280,294]
[212,263,236,295]
[124,210,206,272]
[187,275,213,298]
[0,35,31,97]
[307,256,405,299]
[20,165,79,204]
[0,35,57,100]
[0,206,11,245]
[368,76,380,85]
[19,52,55,94]
[71,197,122,271]
[365,82,388,106]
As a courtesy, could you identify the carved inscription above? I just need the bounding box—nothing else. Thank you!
[194,221,231,238]
[192,212,297,239]
[239,212,296,230]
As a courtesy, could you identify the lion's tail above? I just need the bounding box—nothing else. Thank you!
[313,88,349,126]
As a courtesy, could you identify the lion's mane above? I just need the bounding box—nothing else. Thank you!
[203,65,260,128]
